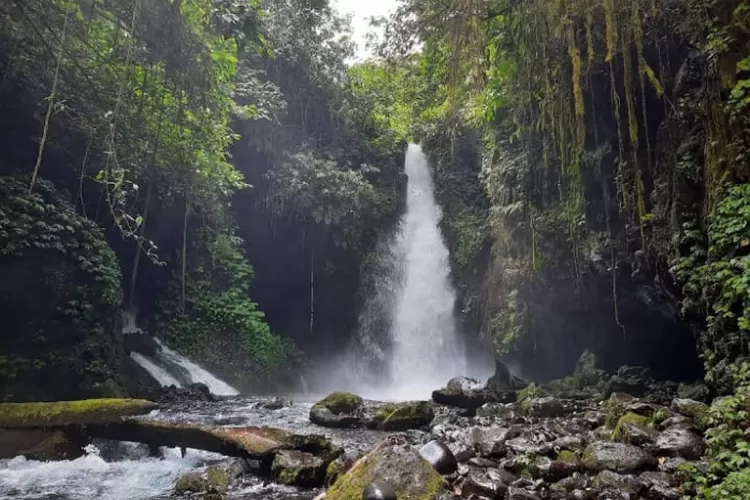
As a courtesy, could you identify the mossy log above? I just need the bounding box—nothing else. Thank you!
[0,399,158,427]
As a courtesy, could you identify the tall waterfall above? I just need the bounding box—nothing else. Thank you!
[342,144,471,400]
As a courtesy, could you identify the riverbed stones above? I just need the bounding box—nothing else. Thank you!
[461,469,508,498]
[581,441,658,473]
[419,440,458,475]
[526,397,568,418]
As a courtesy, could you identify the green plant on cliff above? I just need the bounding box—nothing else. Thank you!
[0,177,122,397]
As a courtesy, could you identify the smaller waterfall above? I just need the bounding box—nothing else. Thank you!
[123,313,239,396]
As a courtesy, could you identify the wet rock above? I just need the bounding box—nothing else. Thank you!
[175,472,206,494]
[658,415,693,431]
[526,397,568,418]
[505,435,549,456]
[603,366,655,399]
[419,440,458,475]
[461,470,508,499]
[159,383,215,403]
[326,442,446,500]
[471,426,516,458]
[260,397,286,410]
[655,428,704,460]
[476,403,513,419]
[371,401,435,431]
[486,358,525,393]
[447,441,475,463]
[363,481,398,500]
[581,441,658,473]
[310,392,364,429]
[506,487,541,500]
[657,456,688,473]
[595,470,641,493]
[532,456,579,481]
[271,449,327,487]
[433,377,494,410]
[670,399,710,428]
[612,412,658,446]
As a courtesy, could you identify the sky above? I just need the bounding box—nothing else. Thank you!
[332,0,399,60]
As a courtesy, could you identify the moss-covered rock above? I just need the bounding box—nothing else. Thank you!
[175,472,207,494]
[517,383,547,413]
[326,442,447,500]
[371,401,434,431]
[271,449,327,487]
[604,393,635,429]
[557,450,579,464]
[310,392,364,428]
[672,398,711,429]
[0,399,157,427]
[611,412,657,445]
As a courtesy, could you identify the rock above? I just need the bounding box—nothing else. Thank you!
[677,382,709,402]
[447,441,475,463]
[670,399,710,428]
[658,415,693,431]
[123,333,159,357]
[0,399,158,427]
[159,383,215,403]
[471,426,517,457]
[476,403,512,419]
[612,412,657,446]
[603,366,655,399]
[526,397,568,418]
[654,428,704,459]
[432,377,494,410]
[461,470,508,499]
[0,429,85,460]
[272,449,327,487]
[594,470,641,493]
[371,401,435,431]
[175,472,206,494]
[419,440,458,475]
[506,487,542,500]
[261,397,286,410]
[532,456,579,481]
[486,358,525,394]
[363,482,398,500]
[581,441,658,473]
[326,442,446,500]
[310,392,364,429]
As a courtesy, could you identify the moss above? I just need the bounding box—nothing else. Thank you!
[206,466,229,493]
[679,401,711,430]
[326,445,446,500]
[175,472,207,494]
[604,394,633,429]
[372,401,434,431]
[518,383,547,413]
[557,450,579,464]
[326,458,346,487]
[0,399,158,427]
[312,392,363,415]
[651,408,673,426]
[611,412,651,442]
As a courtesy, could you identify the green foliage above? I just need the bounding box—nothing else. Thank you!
[683,388,750,499]
[153,227,301,387]
[0,176,122,394]
[444,207,489,269]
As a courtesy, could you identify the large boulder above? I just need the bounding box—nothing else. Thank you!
[418,440,457,475]
[655,428,705,460]
[123,333,159,358]
[432,377,498,410]
[369,401,434,432]
[325,441,447,500]
[271,449,327,487]
[310,392,364,428]
[486,358,525,395]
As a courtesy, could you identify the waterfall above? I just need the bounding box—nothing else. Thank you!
[341,144,473,400]
[123,313,239,396]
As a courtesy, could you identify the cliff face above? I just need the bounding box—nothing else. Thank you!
[422,0,750,391]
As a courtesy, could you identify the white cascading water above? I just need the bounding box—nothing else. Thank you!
[340,144,471,400]
[123,313,239,396]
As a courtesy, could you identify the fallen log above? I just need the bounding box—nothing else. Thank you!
[82,421,310,459]
[0,399,158,428]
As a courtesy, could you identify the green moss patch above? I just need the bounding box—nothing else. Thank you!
[372,401,434,431]
[0,399,157,428]
[313,392,363,415]
[611,412,652,442]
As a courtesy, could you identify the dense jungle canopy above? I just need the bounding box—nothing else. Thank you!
[2,0,750,497]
